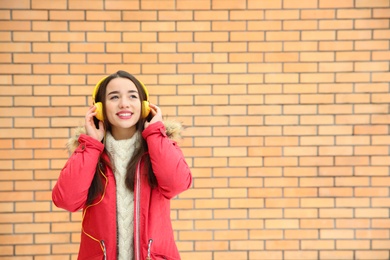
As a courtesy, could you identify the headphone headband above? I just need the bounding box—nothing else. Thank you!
[92,75,149,103]
[92,76,108,103]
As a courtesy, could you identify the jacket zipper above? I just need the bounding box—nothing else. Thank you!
[146,239,153,260]
[135,161,141,260]
[101,240,107,260]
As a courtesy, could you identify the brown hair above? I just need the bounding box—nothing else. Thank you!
[86,70,157,205]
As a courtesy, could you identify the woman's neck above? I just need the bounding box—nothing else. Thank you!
[111,126,137,140]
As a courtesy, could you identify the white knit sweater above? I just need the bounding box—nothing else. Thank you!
[105,131,139,260]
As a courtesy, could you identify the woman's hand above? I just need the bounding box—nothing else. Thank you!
[85,105,105,141]
[144,103,163,129]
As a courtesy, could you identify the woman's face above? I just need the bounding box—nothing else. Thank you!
[105,77,141,140]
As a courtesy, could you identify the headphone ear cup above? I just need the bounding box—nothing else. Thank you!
[142,100,150,118]
[94,102,104,121]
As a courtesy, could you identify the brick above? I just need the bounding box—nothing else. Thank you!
[265,219,299,228]
[194,31,229,42]
[214,167,247,177]
[358,41,390,52]
[194,11,228,21]
[356,19,389,29]
[194,198,228,208]
[372,177,390,186]
[248,21,281,31]
[284,167,317,177]
[356,166,385,176]
[266,31,300,41]
[212,0,247,10]
[301,198,336,208]
[355,251,389,260]
[319,20,353,29]
[337,240,370,250]
[213,21,246,31]
[143,0,175,10]
[302,240,334,250]
[231,240,265,251]
[268,240,302,252]
[195,240,228,250]
[0,21,31,31]
[355,208,389,218]
[372,219,390,228]
[0,234,33,245]
[34,64,69,74]
[231,10,264,20]
[285,251,319,260]
[249,187,282,198]
[354,146,387,155]
[249,209,283,219]
[284,20,317,30]
[265,10,299,20]
[32,21,67,31]
[302,9,335,19]
[301,31,335,40]
[336,115,369,124]
[301,115,334,125]
[356,0,390,7]
[180,252,212,259]
[14,32,49,43]
[214,188,247,198]
[195,220,228,230]
[373,8,390,18]
[284,41,318,52]
[284,209,318,219]
[338,9,372,19]
[49,10,85,20]
[319,41,354,51]
[320,251,354,259]
[215,230,248,240]
[15,224,50,234]
[68,43,105,53]
[214,209,248,218]
[356,230,389,239]
[319,188,353,197]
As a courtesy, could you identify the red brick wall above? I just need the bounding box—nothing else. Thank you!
[1,0,390,259]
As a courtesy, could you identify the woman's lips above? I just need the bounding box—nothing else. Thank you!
[117,112,133,119]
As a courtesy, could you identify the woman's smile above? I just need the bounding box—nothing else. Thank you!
[116,110,133,119]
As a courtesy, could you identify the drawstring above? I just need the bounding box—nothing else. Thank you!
[146,239,153,260]
[101,240,107,260]
[82,167,108,257]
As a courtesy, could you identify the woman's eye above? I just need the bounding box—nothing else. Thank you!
[110,95,119,100]
[130,94,138,99]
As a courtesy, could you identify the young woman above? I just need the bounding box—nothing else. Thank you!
[52,70,192,260]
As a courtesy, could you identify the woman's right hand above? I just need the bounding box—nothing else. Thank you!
[85,105,105,141]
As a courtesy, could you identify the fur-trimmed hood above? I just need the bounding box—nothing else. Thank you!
[66,120,184,154]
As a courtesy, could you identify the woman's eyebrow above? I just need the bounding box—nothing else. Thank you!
[107,90,138,96]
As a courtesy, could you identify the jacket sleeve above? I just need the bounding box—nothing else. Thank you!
[142,121,192,199]
[52,134,104,212]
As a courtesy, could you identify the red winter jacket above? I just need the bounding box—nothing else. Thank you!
[52,121,192,260]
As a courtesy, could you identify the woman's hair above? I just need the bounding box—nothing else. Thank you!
[86,70,157,205]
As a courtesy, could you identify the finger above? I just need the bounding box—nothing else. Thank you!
[149,105,158,115]
[149,103,159,110]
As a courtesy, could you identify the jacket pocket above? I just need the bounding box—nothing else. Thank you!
[150,253,167,260]
[148,238,173,260]
[80,252,104,260]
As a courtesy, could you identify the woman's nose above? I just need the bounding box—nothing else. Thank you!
[119,98,130,108]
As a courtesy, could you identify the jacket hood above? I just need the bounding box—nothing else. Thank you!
[66,120,184,154]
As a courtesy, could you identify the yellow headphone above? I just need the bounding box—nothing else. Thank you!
[92,76,151,121]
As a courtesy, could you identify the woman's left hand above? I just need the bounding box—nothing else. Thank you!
[144,103,163,129]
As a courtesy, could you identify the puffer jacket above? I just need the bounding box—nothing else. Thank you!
[52,121,192,260]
